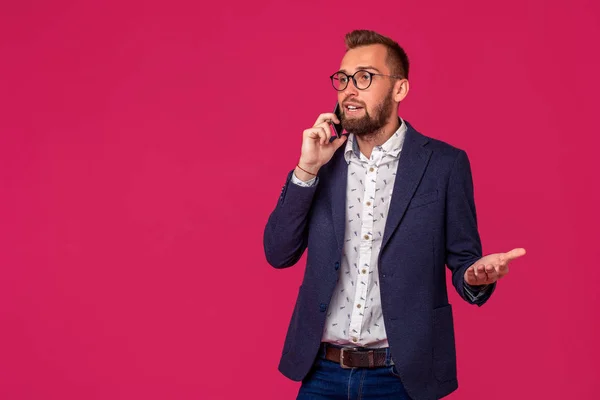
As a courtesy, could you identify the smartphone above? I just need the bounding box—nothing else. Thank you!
[332,102,344,138]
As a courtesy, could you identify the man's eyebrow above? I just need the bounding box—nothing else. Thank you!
[339,66,381,74]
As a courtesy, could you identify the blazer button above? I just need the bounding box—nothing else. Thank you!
[334,262,340,270]
[319,303,327,312]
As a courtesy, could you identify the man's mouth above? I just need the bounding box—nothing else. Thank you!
[345,105,364,114]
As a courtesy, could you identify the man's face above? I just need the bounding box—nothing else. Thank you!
[336,44,396,137]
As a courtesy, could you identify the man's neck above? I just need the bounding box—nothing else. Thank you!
[355,117,401,160]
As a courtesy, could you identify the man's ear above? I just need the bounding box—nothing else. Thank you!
[394,79,409,103]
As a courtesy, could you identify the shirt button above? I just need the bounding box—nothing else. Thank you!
[334,262,340,270]
[352,337,358,343]
[369,167,374,172]
[362,269,367,274]
[364,234,369,240]
[366,201,371,206]
[357,304,361,309]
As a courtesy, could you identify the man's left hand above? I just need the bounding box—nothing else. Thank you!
[464,248,526,286]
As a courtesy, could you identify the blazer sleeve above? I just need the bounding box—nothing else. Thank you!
[445,150,496,306]
[263,170,318,269]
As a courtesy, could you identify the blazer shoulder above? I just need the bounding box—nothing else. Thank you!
[407,122,467,158]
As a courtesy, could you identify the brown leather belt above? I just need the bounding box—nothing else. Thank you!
[321,343,393,369]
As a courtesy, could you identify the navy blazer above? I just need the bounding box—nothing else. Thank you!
[263,121,495,400]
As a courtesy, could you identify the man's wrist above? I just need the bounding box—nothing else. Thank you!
[295,162,320,182]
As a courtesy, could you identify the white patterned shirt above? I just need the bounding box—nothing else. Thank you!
[292,120,407,348]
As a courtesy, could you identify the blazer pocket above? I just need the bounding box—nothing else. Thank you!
[408,190,438,209]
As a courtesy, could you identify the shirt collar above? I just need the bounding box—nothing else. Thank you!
[344,118,407,163]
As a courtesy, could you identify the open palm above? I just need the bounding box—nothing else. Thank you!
[464,248,526,286]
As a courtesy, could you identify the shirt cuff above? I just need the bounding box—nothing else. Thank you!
[291,172,317,187]
[464,281,492,302]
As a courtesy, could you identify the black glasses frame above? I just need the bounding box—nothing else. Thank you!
[329,70,404,91]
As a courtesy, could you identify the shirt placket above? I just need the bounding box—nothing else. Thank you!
[348,149,384,344]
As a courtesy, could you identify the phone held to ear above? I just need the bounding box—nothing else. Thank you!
[331,102,345,140]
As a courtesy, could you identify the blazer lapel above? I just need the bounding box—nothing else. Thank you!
[381,123,432,251]
[331,149,349,254]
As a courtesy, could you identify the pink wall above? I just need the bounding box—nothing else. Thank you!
[1,0,598,398]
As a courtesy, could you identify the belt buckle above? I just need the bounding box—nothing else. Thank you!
[339,347,356,369]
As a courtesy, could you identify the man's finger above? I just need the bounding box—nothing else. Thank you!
[476,264,486,279]
[478,264,491,283]
[465,267,478,284]
[504,248,526,261]
[485,265,498,281]
[314,113,339,126]
[313,127,328,145]
[497,263,509,276]
[315,122,333,144]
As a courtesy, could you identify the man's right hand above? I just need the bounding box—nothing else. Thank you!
[295,113,348,181]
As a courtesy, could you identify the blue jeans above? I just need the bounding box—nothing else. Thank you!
[297,346,412,400]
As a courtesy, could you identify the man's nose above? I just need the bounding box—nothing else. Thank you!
[343,80,359,96]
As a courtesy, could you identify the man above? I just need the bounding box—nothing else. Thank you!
[263,30,525,400]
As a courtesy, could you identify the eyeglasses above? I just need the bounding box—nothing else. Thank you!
[329,70,404,91]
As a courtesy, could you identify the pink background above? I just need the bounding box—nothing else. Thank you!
[1,0,599,399]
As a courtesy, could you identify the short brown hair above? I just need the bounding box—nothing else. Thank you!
[344,30,409,79]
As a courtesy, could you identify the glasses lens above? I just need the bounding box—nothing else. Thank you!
[355,71,372,89]
[331,73,348,90]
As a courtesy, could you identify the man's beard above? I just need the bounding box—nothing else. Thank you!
[341,91,395,138]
